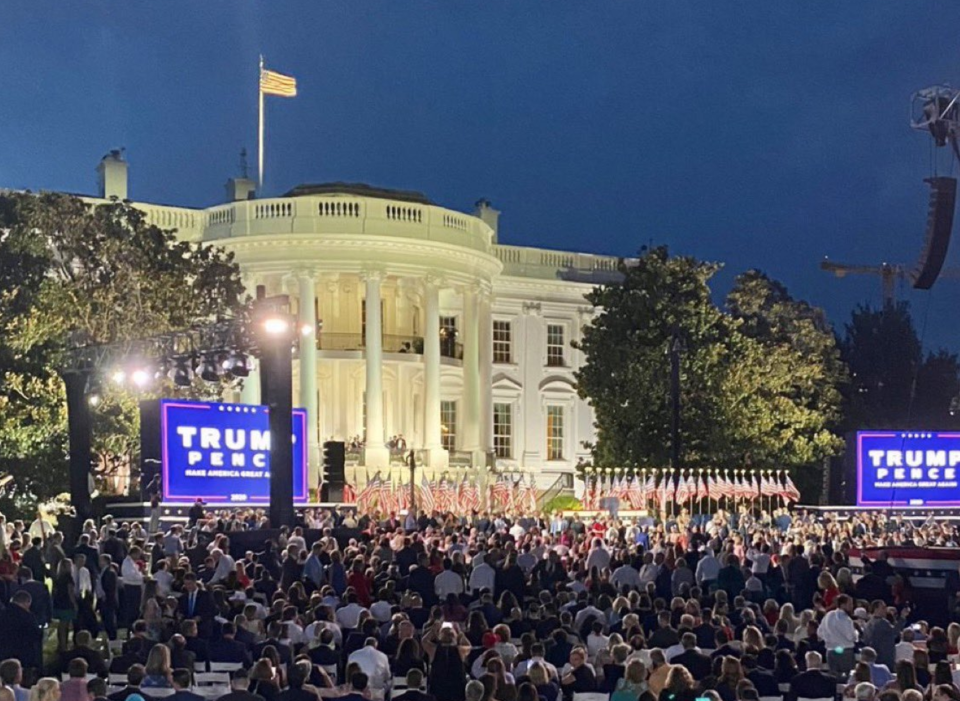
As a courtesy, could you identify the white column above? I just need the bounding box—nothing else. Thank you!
[297,271,321,491]
[478,285,493,456]
[423,276,448,469]
[362,270,389,468]
[461,284,481,453]
[240,273,262,405]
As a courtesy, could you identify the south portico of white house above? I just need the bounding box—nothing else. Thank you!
[73,156,625,494]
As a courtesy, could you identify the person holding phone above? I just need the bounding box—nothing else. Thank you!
[422,621,471,701]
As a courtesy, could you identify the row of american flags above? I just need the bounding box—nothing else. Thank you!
[580,470,801,511]
[345,473,540,515]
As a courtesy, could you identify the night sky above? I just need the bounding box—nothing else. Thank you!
[3,2,960,349]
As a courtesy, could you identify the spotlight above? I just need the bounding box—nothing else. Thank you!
[300,323,313,337]
[169,359,194,388]
[263,317,290,335]
[111,369,126,384]
[222,350,250,377]
[131,368,150,388]
[195,354,220,383]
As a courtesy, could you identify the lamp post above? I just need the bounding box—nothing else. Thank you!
[62,370,93,539]
[408,450,417,514]
[669,329,685,471]
[255,295,297,528]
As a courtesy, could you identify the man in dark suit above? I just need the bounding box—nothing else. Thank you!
[742,654,780,697]
[21,538,47,583]
[168,668,205,701]
[392,670,436,701]
[0,592,42,675]
[179,573,215,638]
[254,622,293,665]
[710,629,743,659]
[75,534,101,580]
[209,623,252,666]
[671,633,712,679]
[218,669,266,701]
[99,555,120,641]
[12,566,51,627]
[790,651,837,700]
[168,635,197,673]
[188,499,206,527]
[693,613,718,650]
[182,620,211,672]
[107,664,147,701]
[61,630,109,677]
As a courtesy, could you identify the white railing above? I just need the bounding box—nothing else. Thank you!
[495,245,623,277]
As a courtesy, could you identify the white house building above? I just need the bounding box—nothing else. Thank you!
[83,152,624,492]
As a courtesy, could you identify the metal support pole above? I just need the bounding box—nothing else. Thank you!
[670,332,682,471]
[63,371,93,536]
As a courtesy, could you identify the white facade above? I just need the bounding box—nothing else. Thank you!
[81,162,623,491]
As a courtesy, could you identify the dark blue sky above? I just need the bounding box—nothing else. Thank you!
[3,2,960,349]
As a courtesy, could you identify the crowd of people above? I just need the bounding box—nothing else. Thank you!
[0,502,957,701]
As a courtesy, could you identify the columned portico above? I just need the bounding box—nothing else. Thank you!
[362,269,389,468]
[422,275,448,469]
[297,270,321,490]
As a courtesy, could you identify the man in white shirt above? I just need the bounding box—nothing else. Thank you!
[335,593,368,630]
[514,642,559,680]
[695,549,720,588]
[468,553,496,595]
[435,559,464,600]
[818,594,858,676]
[585,539,610,572]
[638,552,660,585]
[611,557,641,592]
[209,548,236,585]
[895,627,917,662]
[120,546,145,627]
[348,638,391,693]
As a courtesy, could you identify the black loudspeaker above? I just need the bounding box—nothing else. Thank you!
[323,441,346,481]
[321,441,345,502]
[911,176,957,290]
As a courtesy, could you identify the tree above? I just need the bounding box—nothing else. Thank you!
[574,247,845,482]
[840,302,960,430]
[0,192,245,517]
[726,271,847,497]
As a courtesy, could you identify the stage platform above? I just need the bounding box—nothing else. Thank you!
[797,504,960,520]
[102,500,357,528]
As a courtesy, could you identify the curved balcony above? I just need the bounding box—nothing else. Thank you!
[315,332,463,360]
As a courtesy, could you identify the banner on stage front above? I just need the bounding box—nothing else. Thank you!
[161,399,308,504]
[857,431,960,507]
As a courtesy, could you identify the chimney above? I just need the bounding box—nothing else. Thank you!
[474,198,500,243]
[96,149,128,200]
[225,177,257,202]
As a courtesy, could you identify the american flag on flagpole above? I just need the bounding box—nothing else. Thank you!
[784,473,801,502]
[418,473,435,514]
[697,473,708,501]
[342,482,356,504]
[491,476,510,510]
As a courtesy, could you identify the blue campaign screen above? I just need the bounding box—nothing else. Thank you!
[161,400,308,504]
[857,431,960,507]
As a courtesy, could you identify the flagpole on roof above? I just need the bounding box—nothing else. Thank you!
[258,54,265,191]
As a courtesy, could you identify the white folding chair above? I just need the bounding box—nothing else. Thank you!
[61,674,97,682]
[759,696,783,701]
[148,690,175,698]
[573,693,610,701]
[194,662,207,673]
[392,677,409,690]
[209,662,243,673]
[108,674,128,685]
[195,672,231,686]
[322,664,338,684]
[796,697,833,701]
[777,684,791,694]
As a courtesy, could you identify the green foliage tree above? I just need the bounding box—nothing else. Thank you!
[841,302,960,430]
[574,248,844,488]
[0,192,246,517]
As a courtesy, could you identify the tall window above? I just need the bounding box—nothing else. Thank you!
[547,324,565,367]
[493,403,512,458]
[412,305,421,336]
[546,405,564,460]
[493,320,512,364]
[441,400,457,452]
